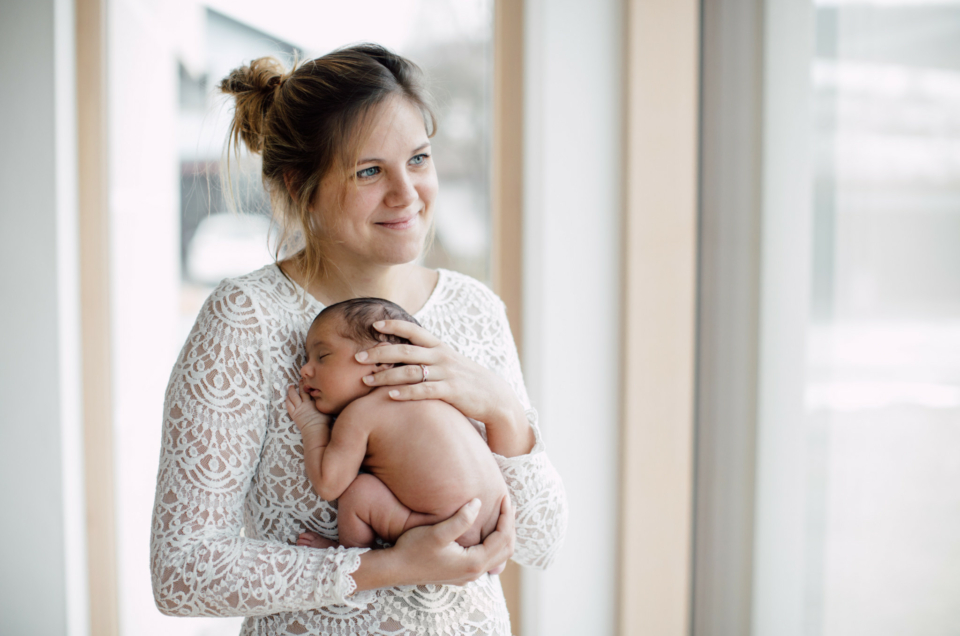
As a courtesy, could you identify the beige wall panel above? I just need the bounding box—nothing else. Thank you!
[620,0,700,634]
[77,0,119,634]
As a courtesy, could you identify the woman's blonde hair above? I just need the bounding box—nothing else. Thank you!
[219,43,437,286]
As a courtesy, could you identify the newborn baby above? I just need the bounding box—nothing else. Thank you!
[285,297,510,552]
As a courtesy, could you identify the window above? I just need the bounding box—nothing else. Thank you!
[752,3,960,634]
[108,3,494,634]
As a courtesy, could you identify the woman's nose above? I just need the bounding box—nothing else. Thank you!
[385,170,417,208]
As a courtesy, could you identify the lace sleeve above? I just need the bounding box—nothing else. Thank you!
[150,281,373,617]
[485,299,569,570]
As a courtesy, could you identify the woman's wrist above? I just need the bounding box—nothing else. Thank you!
[351,547,406,592]
[484,396,535,458]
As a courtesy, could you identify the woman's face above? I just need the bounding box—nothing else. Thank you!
[314,96,438,269]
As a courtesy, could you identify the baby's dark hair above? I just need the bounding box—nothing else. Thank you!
[313,297,420,349]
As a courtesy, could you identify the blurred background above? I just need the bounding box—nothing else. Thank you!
[1,0,958,635]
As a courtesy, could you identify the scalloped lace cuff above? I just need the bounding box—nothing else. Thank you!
[492,408,544,468]
[324,547,376,608]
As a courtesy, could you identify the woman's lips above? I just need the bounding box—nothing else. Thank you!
[376,213,418,230]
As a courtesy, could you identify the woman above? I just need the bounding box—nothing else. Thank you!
[150,44,567,635]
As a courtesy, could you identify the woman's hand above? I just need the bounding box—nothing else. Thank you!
[352,496,516,591]
[355,320,535,456]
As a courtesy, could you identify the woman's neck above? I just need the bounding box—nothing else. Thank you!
[282,257,437,315]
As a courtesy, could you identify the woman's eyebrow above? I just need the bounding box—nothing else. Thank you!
[357,142,431,165]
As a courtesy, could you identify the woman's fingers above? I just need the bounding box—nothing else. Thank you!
[431,498,482,545]
[363,363,444,388]
[476,496,515,570]
[386,382,443,401]
[355,342,438,366]
[372,320,442,348]
[499,496,516,552]
[388,496,514,588]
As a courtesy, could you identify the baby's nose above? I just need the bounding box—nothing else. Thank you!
[300,362,312,378]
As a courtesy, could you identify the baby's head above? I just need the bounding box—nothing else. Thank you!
[300,297,420,415]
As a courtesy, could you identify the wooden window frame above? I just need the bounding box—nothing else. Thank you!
[620,1,701,634]
[492,0,525,633]
[77,0,119,634]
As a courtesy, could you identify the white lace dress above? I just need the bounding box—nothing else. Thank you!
[150,264,568,636]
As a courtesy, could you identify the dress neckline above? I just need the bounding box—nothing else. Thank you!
[272,263,446,320]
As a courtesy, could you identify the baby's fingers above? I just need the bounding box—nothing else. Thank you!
[286,385,301,417]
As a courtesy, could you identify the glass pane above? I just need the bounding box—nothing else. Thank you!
[806,2,960,634]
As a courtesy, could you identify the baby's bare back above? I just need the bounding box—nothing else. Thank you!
[338,387,508,545]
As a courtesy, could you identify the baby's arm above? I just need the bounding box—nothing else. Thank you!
[285,383,369,502]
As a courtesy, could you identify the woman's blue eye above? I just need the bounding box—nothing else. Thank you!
[356,166,379,179]
[410,153,429,166]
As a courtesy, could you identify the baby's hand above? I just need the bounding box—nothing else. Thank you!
[285,381,331,432]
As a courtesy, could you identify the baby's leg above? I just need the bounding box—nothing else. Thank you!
[337,473,439,547]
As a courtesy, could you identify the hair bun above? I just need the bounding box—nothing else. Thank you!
[219,56,288,154]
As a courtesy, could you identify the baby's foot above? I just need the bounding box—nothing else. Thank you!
[296,531,337,550]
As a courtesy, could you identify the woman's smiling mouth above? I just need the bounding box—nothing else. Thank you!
[376,213,418,230]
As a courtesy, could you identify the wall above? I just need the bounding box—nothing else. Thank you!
[522,0,623,633]
[0,0,86,634]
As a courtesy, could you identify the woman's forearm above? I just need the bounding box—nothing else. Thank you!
[152,529,373,616]
[493,411,568,570]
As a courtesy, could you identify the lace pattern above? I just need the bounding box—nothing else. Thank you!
[151,265,568,635]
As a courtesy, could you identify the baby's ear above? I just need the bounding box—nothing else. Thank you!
[370,342,395,369]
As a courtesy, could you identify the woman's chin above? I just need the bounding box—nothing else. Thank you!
[373,242,428,266]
